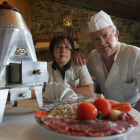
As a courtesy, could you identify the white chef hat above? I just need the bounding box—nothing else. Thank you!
[88,10,114,33]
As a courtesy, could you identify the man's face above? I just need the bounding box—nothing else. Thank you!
[90,26,119,57]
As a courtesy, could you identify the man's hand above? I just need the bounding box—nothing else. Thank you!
[73,54,87,66]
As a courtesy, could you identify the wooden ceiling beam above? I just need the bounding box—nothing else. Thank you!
[131,0,140,4]
[58,0,140,22]
[108,0,140,8]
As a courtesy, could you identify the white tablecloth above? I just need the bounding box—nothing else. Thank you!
[0,99,140,140]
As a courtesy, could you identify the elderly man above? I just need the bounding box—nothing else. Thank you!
[74,11,140,108]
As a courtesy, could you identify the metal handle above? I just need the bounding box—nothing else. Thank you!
[33,69,42,75]
[19,93,26,98]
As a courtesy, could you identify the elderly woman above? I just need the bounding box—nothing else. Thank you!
[43,34,94,100]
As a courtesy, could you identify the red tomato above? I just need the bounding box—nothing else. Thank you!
[77,102,97,120]
[93,98,111,117]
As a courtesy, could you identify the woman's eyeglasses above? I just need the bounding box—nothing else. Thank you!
[54,45,72,51]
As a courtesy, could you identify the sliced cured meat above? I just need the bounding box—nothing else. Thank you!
[42,116,96,131]
[41,116,138,137]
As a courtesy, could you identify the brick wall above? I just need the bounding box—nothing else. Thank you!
[31,0,140,61]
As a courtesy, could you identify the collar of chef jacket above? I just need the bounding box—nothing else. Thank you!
[52,59,71,80]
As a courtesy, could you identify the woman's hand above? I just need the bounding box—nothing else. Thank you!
[73,54,87,66]
[71,84,94,97]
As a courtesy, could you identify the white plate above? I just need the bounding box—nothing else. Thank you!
[41,127,134,140]
[35,101,140,140]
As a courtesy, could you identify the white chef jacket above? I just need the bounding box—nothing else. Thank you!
[43,60,93,100]
[87,42,140,106]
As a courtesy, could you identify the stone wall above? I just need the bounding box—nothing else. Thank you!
[31,0,140,61]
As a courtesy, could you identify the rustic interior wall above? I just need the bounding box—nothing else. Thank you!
[31,0,140,61]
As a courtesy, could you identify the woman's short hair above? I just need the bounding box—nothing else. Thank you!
[49,34,75,58]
